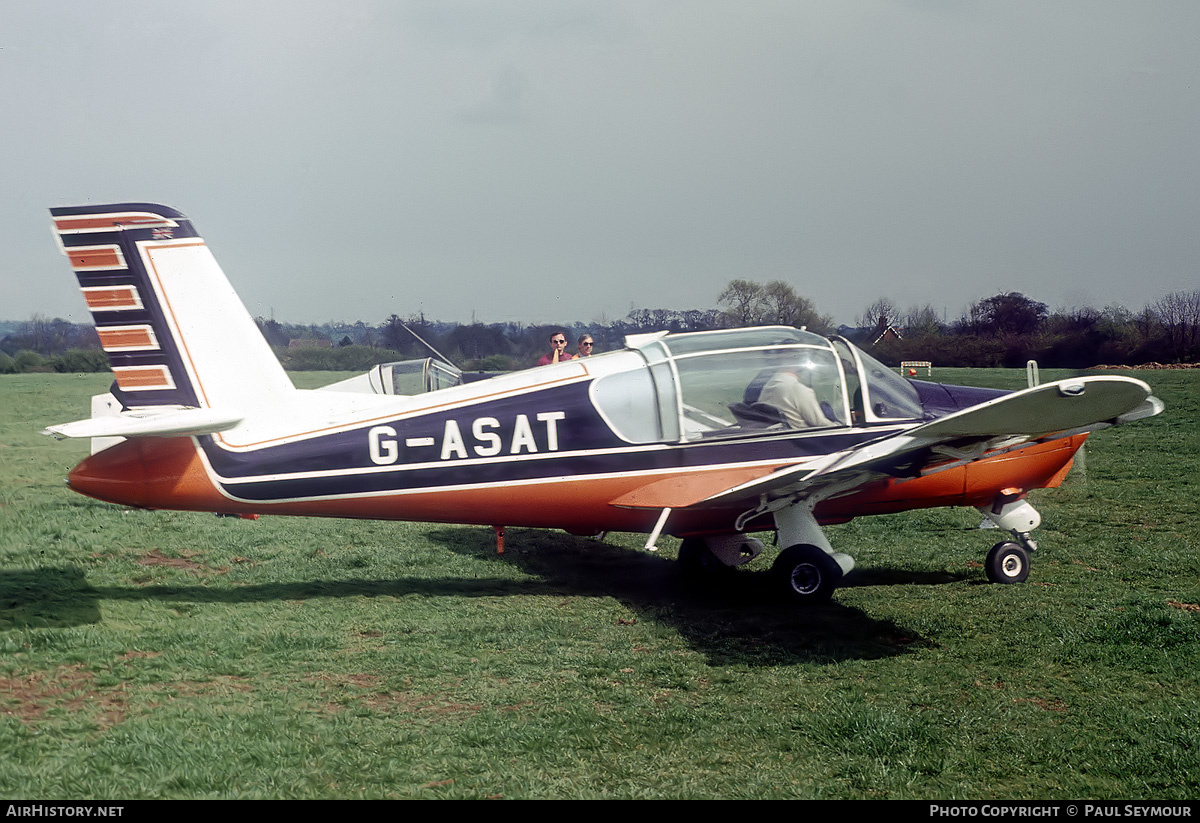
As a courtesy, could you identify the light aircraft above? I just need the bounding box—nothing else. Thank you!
[45,203,1164,604]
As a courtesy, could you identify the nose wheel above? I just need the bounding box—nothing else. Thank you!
[985,541,1030,584]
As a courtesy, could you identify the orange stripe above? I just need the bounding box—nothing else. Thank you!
[83,287,141,311]
[55,214,174,233]
[69,246,125,271]
[97,327,156,351]
[113,366,173,390]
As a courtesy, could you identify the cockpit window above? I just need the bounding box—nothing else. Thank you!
[387,359,463,395]
[426,360,461,392]
[672,344,846,439]
[591,366,672,443]
[317,358,462,396]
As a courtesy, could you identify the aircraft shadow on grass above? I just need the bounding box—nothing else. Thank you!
[0,527,976,665]
[424,526,966,666]
[0,563,550,630]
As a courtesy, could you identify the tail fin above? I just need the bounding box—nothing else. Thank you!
[51,203,293,412]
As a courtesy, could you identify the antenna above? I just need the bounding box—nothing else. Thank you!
[401,319,455,365]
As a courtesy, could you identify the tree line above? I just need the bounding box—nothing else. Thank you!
[3,283,1198,374]
[855,290,1200,368]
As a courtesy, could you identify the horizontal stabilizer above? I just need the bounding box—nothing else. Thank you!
[43,408,243,440]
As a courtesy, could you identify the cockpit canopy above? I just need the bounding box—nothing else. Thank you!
[592,326,925,443]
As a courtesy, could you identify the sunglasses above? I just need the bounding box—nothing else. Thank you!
[581,341,593,347]
[553,338,566,344]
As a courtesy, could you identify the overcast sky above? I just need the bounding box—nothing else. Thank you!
[2,1,1196,329]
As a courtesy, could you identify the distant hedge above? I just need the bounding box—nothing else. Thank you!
[0,349,110,374]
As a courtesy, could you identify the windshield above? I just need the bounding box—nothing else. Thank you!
[836,339,924,421]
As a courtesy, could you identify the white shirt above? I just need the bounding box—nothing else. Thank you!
[758,371,833,428]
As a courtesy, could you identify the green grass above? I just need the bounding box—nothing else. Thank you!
[1,369,1197,799]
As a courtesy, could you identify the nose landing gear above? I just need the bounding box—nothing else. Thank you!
[978,492,1040,585]
[984,540,1031,584]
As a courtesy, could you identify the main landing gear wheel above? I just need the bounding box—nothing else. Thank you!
[773,544,843,605]
[677,537,734,582]
[985,541,1030,584]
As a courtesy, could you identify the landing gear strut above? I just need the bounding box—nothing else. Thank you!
[769,497,855,604]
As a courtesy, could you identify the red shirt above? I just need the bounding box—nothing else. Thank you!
[537,351,577,366]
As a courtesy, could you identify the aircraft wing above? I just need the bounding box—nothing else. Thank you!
[617,376,1163,513]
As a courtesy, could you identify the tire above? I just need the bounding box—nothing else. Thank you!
[985,541,1030,584]
[772,544,842,604]
[677,537,733,582]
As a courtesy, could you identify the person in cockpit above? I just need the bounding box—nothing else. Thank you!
[754,352,838,429]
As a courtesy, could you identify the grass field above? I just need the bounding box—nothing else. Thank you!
[1,368,1197,799]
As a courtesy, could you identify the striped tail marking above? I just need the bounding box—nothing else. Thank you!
[51,203,293,411]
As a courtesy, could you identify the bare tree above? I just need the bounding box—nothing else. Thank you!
[1153,290,1200,360]
[903,303,943,337]
[717,279,831,330]
[856,298,899,332]
[759,281,814,326]
[717,279,766,326]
